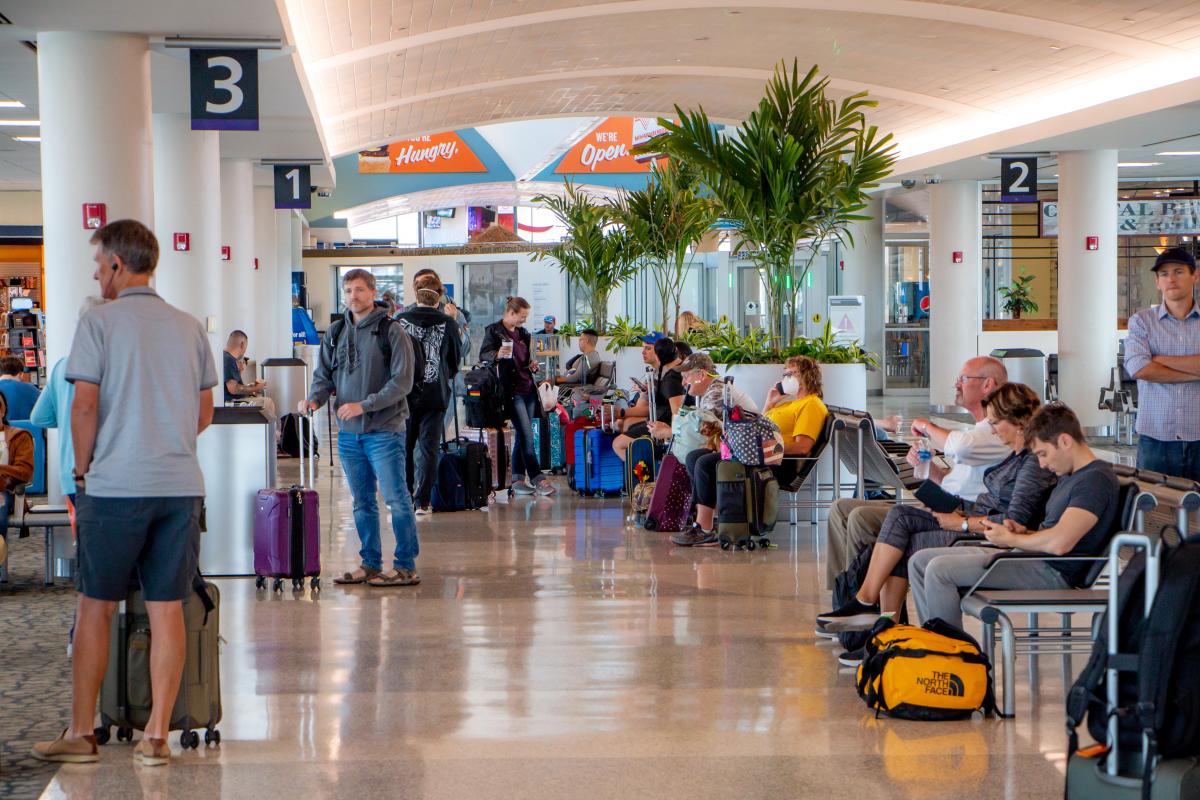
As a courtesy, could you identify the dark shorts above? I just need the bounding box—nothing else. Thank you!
[76,491,202,602]
[624,421,651,439]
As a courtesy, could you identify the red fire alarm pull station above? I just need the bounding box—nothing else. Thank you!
[254,257,260,271]
[82,203,106,230]
[1086,236,1099,251]
[173,232,190,252]
[220,245,231,261]
[952,251,964,264]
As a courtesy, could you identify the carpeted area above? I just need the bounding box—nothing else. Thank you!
[1,533,77,800]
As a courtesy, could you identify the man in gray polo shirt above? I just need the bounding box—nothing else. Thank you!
[34,220,217,768]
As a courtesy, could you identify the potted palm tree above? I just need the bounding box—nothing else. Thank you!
[998,270,1039,320]
[610,161,717,335]
[531,180,639,335]
[637,61,897,346]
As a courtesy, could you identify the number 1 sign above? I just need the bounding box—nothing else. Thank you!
[273,164,311,209]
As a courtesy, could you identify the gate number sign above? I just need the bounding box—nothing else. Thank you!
[1000,157,1038,203]
[274,164,311,209]
[190,48,259,131]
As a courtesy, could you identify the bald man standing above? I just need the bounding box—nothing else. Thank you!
[823,356,1011,591]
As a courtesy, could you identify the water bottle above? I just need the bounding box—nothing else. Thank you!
[915,437,932,481]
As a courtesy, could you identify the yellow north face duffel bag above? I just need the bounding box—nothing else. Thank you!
[855,618,1000,721]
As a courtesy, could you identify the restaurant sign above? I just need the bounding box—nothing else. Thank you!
[1041,200,1200,237]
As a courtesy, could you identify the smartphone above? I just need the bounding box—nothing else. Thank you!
[631,378,646,392]
[775,382,785,394]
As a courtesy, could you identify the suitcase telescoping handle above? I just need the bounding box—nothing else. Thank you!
[297,409,316,489]
[645,365,657,425]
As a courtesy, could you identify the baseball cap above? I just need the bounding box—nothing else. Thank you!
[679,352,716,374]
[1152,247,1197,272]
[544,315,556,323]
[638,331,667,344]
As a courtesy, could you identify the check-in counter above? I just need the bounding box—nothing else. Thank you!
[198,407,276,576]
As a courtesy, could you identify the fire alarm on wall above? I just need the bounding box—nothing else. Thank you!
[173,232,190,252]
[220,245,231,261]
[82,203,106,230]
[952,251,964,264]
[1086,236,1099,251]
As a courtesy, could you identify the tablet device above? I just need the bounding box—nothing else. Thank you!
[913,480,965,514]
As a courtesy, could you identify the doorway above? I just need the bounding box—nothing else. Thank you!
[461,261,519,325]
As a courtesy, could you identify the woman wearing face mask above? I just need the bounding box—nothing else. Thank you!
[672,355,827,547]
[479,296,554,496]
[816,382,1055,646]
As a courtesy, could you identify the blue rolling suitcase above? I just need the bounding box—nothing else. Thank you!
[574,428,623,497]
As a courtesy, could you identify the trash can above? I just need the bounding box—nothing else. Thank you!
[989,348,1047,400]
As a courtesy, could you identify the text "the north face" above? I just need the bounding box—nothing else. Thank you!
[915,671,965,697]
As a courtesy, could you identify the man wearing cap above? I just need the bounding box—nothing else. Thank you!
[1124,246,1200,481]
[541,316,558,335]
[612,333,686,461]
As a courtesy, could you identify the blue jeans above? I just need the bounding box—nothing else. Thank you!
[1138,435,1200,483]
[338,430,419,571]
[405,406,445,507]
[510,391,543,483]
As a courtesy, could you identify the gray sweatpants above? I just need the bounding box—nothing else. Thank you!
[908,546,1071,628]
[826,499,893,586]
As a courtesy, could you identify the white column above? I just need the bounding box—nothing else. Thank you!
[220,158,255,356]
[152,113,222,363]
[252,186,282,359]
[1058,150,1119,430]
[274,211,295,357]
[39,32,152,503]
[928,181,982,407]
[840,195,885,393]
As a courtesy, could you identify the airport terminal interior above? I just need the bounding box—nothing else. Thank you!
[3,1,1200,798]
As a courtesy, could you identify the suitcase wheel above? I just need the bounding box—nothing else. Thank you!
[181,730,201,749]
[204,728,221,747]
[94,726,111,745]
[760,538,771,549]
[117,727,133,743]
[272,578,284,593]
[291,578,304,592]
[255,575,266,590]
[310,577,321,592]
[720,541,732,551]
[746,540,757,551]
[644,518,657,531]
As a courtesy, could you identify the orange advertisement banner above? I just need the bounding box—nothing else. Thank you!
[358,132,487,173]
[555,117,668,174]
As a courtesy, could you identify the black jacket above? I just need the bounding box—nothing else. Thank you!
[479,321,535,400]
[396,306,461,412]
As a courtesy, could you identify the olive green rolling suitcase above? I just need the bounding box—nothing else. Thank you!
[95,580,222,749]
[715,460,778,551]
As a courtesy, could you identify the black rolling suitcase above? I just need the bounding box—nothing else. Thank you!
[1065,532,1200,799]
[443,411,491,509]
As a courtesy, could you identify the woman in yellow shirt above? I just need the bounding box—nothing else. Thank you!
[672,356,828,547]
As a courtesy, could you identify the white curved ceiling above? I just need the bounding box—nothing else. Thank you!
[281,0,1200,162]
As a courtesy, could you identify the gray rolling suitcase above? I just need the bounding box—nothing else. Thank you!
[1065,532,1200,799]
[95,579,222,749]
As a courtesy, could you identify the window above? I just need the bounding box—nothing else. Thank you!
[334,265,404,316]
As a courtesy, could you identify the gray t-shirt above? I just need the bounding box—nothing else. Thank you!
[1041,460,1121,587]
[66,287,218,498]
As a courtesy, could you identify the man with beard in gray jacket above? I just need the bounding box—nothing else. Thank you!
[302,269,420,587]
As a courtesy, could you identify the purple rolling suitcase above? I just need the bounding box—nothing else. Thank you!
[254,412,321,592]
[643,452,693,532]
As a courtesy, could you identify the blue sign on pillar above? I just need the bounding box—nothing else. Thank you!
[190,49,259,131]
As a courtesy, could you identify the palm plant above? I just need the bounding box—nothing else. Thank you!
[638,61,897,344]
[611,161,717,333]
[531,180,640,334]
[997,270,1039,319]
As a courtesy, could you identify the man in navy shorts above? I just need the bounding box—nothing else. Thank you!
[33,220,217,767]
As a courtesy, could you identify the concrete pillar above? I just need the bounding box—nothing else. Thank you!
[252,186,282,360]
[274,211,295,357]
[152,113,222,364]
[1058,150,1119,430]
[38,32,152,502]
[219,158,255,358]
[39,32,152,365]
[928,181,982,407]
[840,195,885,393]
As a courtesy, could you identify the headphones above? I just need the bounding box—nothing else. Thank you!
[111,261,119,271]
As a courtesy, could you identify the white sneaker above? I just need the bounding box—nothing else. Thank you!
[534,478,557,496]
[415,506,432,517]
[512,479,536,495]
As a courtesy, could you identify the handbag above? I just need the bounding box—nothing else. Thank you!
[669,406,719,460]
[722,405,785,466]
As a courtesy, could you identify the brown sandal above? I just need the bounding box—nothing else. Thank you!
[333,565,380,585]
[366,569,421,587]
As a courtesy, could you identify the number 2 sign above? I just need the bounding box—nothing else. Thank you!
[1000,157,1038,204]
[190,48,259,131]
[273,164,311,209]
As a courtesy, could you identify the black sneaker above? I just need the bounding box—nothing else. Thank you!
[837,649,864,668]
[670,525,718,547]
[816,597,881,631]
[814,620,838,640]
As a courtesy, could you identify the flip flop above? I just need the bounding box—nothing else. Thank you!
[366,569,421,587]
[333,566,380,585]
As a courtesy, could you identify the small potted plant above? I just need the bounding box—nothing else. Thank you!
[998,270,1039,320]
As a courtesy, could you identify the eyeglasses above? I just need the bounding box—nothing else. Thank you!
[955,375,987,385]
[984,418,998,432]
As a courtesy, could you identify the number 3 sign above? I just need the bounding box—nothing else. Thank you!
[190,48,259,131]
[274,165,311,209]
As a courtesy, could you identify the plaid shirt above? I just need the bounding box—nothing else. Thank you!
[1124,302,1200,442]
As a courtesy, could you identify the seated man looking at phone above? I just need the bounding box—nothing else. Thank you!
[612,334,685,462]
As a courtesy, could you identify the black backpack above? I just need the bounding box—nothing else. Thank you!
[329,315,423,383]
[279,412,318,458]
[1066,539,1200,795]
[832,542,909,653]
[463,362,506,428]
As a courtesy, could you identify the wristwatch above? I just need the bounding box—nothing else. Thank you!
[72,472,86,486]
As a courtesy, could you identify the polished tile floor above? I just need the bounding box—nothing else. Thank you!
[36,441,1081,800]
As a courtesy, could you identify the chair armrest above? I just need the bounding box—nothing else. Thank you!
[963,553,1105,599]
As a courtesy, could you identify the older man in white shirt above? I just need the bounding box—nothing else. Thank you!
[824,356,1010,586]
